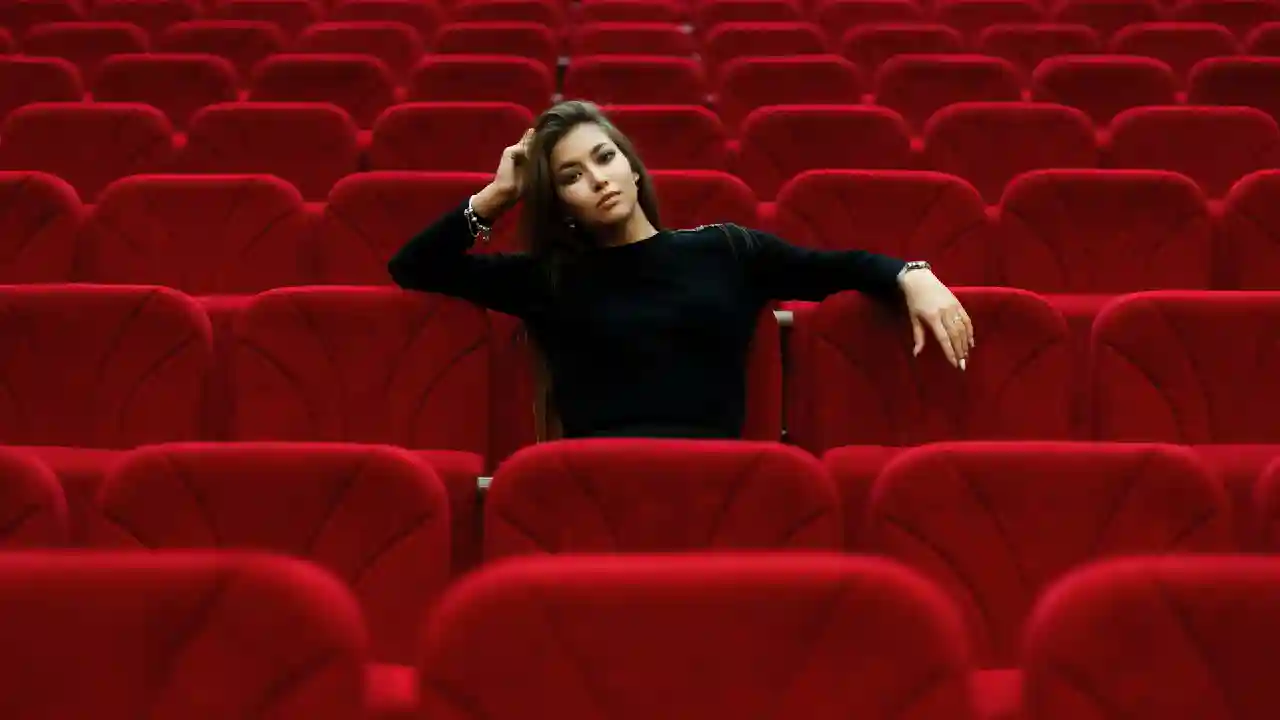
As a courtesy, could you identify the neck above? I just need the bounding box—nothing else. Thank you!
[596,209,658,247]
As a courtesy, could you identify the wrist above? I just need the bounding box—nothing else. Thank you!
[896,261,932,289]
[474,182,518,220]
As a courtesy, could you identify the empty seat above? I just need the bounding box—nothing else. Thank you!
[923,102,1098,202]
[0,0,82,35]
[702,21,828,78]
[0,171,82,283]
[316,170,518,283]
[408,55,554,113]
[212,0,320,37]
[1252,457,1280,550]
[1052,0,1162,38]
[418,554,980,720]
[716,55,866,133]
[452,0,563,26]
[736,105,912,200]
[1031,54,1179,125]
[0,56,82,124]
[434,22,557,71]
[1022,557,1280,720]
[571,21,696,55]
[485,439,839,557]
[0,552,367,719]
[577,0,687,23]
[329,0,444,40]
[1218,169,1280,288]
[1246,20,1280,52]
[936,0,1045,41]
[89,0,197,37]
[997,169,1212,293]
[648,169,760,227]
[93,442,450,665]
[975,23,1102,75]
[1106,105,1280,198]
[180,102,360,200]
[1188,56,1280,124]
[602,104,729,170]
[294,21,425,81]
[91,53,238,129]
[229,286,492,456]
[155,21,286,81]
[248,54,397,128]
[816,0,925,42]
[773,169,993,284]
[873,54,1023,131]
[840,23,965,71]
[1091,290,1280,442]
[0,103,173,201]
[862,441,1229,666]
[563,55,709,105]
[368,101,534,173]
[788,287,1073,453]
[1172,0,1280,37]
[695,0,803,28]
[21,21,148,81]
[0,283,211,447]
[1110,22,1241,82]
[0,447,68,545]
[79,174,314,293]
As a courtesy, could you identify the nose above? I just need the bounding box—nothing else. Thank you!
[585,163,607,189]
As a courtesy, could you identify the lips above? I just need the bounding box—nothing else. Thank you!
[598,190,620,208]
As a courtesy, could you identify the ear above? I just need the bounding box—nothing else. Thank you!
[633,172,640,184]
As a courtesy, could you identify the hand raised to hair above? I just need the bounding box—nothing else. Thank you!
[492,129,534,201]
[900,269,974,371]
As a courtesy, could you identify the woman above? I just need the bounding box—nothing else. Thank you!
[389,100,974,440]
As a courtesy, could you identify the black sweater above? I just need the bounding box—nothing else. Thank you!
[388,201,908,439]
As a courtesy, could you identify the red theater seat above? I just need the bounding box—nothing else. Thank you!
[155,20,286,81]
[788,287,1073,454]
[89,0,198,38]
[923,102,1098,203]
[180,102,360,201]
[212,0,320,38]
[735,105,913,201]
[1022,557,1280,719]
[841,23,965,71]
[0,171,82,283]
[484,439,839,558]
[0,448,68,546]
[92,442,450,666]
[975,23,1102,76]
[78,174,315,293]
[602,104,730,170]
[294,21,426,81]
[21,21,148,80]
[1188,56,1280,124]
[1105,105,1280,198]
[571,21,696,55]
[1031,54,1179,125]
[368,101,534,174]
[433,21,557,71]
[1218,169,1280,289]
[418,554,981,720]
[248,53,398,129]
[716,55,865,134]
[0,552,368,719]
[0,56,83,125]
[0,103,174,202]
[563,55,709,105]
[1052,0,1161,39]
[408,55,554,113]
[873,54,1023,131]
[772,169,992,285]
[315,170,519,284]
[1109,22,1241,82]
[91,53,239,130]
[649,169,760,228]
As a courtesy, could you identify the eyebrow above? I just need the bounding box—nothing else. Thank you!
[556,142,609,172]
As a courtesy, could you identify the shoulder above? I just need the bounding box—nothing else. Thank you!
[667,223,770,250]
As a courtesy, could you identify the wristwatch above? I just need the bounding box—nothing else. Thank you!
[897,260,931,279]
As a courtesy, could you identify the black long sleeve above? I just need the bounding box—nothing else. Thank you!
[387,200,547,319]
[737,226,908,303]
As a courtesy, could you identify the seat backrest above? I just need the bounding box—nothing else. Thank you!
[0,551,367,719]
[0,171,82,283]
[0,283,211,447]
[228,286,492,455]
[419,553,980,720]
[93,441,450,663]
[0,447,68,546]
[865,441,1230,665]
[1090,290,1280,442]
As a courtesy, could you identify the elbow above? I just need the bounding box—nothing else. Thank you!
[386,254,414,289]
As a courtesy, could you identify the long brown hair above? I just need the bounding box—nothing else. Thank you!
[519,100,663,286]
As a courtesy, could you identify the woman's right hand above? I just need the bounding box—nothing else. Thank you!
[473,129,533,220]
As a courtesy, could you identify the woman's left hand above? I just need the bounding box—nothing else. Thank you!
[899,269,974,370]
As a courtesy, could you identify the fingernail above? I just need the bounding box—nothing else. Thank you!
[959,358,967,371]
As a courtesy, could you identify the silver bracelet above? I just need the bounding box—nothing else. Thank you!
[464,195,493,243]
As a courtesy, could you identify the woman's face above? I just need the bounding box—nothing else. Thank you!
[549,122,639,228]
